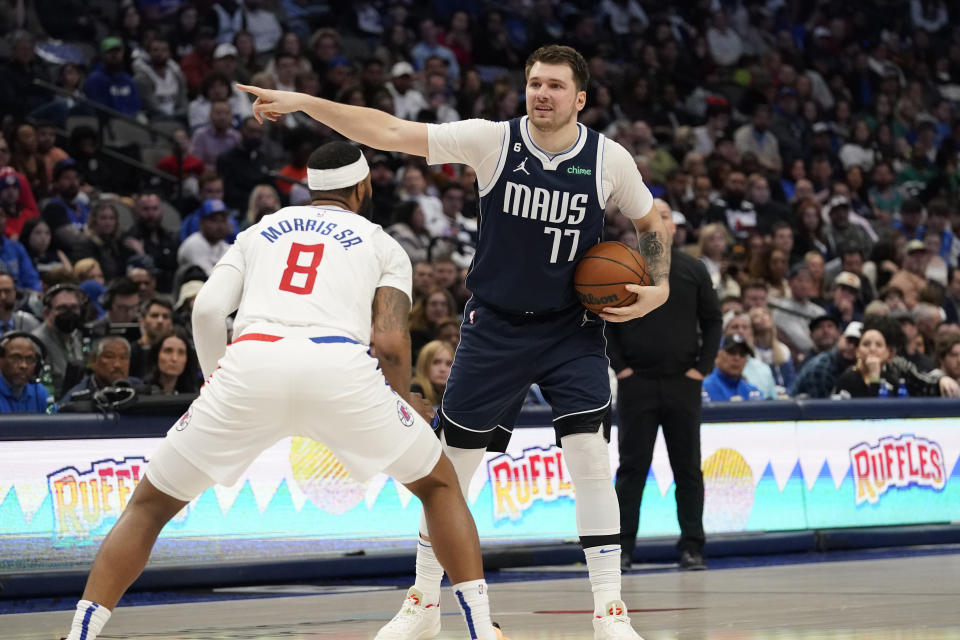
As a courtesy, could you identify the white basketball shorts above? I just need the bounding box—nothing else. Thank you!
[146,332,441,501]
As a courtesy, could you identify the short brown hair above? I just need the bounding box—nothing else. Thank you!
[524,45,589,92]
[935,333,960,364]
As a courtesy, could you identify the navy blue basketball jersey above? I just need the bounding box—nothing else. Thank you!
[466,116,607,314]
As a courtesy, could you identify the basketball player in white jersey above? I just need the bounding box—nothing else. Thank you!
[63,142,508,640]
[238,45,670,640]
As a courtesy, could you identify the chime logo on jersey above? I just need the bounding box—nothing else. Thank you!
[849,434,946,505]
[397,400,415,427]
[487,446,574,521]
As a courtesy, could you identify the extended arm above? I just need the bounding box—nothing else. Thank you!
[371,285,414,400]
[237,85,428,157]
[191,266,243,377]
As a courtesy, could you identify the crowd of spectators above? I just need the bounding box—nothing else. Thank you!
[2,0,960,412]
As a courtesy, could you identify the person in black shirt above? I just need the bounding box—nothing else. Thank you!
[832,327,896,398]
[605,199,722,572]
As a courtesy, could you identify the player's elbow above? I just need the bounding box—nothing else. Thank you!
[373,330,410,363]
[191,292,226,329]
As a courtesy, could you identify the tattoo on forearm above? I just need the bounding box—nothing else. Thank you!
[638,231,670,285]
[373,286,411,333]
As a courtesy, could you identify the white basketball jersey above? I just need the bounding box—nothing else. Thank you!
[215,205,412,344]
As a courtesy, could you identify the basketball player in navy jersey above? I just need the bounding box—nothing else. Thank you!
[240,44,670,640]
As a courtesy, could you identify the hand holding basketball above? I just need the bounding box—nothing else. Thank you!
[574,241,667,321]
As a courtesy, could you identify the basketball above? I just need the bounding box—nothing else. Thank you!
[573,241,652,314]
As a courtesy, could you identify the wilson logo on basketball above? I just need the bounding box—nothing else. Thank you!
[849,435,946,505]
[487,446,574,521]
[576,291,620,305]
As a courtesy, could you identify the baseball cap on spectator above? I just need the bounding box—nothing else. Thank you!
[809,314,837,331]
[671,211,687,227]
[52,158,78,181]
[813,26,832,39]
[843,321,863,341]
[101,37,123,53]
[788,262,811,280]
[826,195,850,212]
[328,56,351,70]
[720,333,754,357]
[833,271,861,291]
[0,171,19,191]
[905,239,928,253]
[891,309,916,325]
[812,121,831,134]
[214,43,238,59]
[175,280,205,312]
[391,61,415,77]
[200,199,227,217]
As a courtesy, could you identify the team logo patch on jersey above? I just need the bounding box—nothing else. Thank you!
[470,309,476,324]
[175,409,192,431]
[397,401,415,427]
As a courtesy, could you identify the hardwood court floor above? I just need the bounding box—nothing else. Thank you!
[4,552,959,639]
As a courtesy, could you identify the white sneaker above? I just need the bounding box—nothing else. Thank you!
[375,587,442,640]
[593,600,644,639]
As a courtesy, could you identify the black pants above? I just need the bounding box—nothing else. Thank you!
[615,372,705,556]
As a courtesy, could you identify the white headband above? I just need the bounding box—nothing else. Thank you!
[306,154,370,191]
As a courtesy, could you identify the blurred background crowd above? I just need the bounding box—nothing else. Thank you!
[1,0,960,413]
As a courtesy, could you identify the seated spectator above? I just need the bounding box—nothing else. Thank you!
[70,202,126,282]
[216,117,273,210]
[741,279,769,311]
[31,284,86,398]
[749,306,796,395]
[74,258,105,287]
[723,311,777,399]
[702,334,762,401]
[410,288,458,362]
[180,173,240,244]
[61,335,140,403]
[10,123,49,200]
[387,201,431,264]
[178,200,231,275]
[769,263,827,356]
[0,136,40,225]
[0,168,39,240]
[130,297,174,379]
[121,192,180,293]
[823,196,873,258]
[127,263,158,304]
[891,309,935,371]
[434,316,461,351]
[133,37,188,121]
[410,339,454,408]
[190,99,242,170]
[42,160,89,249]
[865,314,959,397]
[823,271,864,330]
[935,333,960,384]
[0,274,39,335]
[93,277,142,329]
[243,184,281,229]
[35,122,70,183]
[145,328,199,394]
[173,280,205,338]
[698,223,740,299]
[189,71,248,132]
[804,251,829,306]
[20,218,71,275]
[791,321,862,398]
[411,260,435,304]
[0,332,50,413]
[0,31,52,119]
[749,246,790,300]
[0,205,41,292]
[156,128,206,185]
[804,314,840,363]
[28,62,95,127]
[832,327,897,398]
[889,239,933,309]
[83,37,143,117]
[180,26,217,95]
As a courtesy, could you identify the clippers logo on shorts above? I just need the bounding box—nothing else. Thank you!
[849,434,947,505]
[47,457,147,539]
[487,446,573,521]
[175,409,192,431]
[397,401,415,427]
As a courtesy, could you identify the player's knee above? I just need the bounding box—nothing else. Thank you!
[561,430,612,482]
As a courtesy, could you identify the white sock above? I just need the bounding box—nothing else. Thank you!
[413,536,444,606]
[65,600,112,640]
[584,545,622,615]
[452,579,497,640]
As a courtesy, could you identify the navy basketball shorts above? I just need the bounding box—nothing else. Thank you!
[438,298,612,452]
